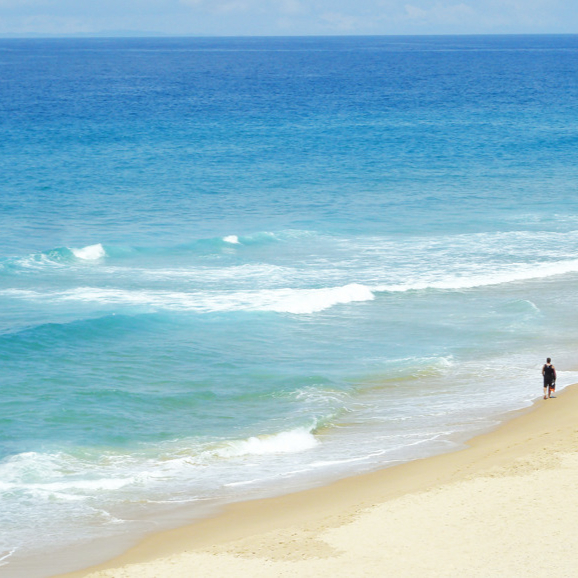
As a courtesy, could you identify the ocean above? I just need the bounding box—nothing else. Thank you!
[2,34,578,577]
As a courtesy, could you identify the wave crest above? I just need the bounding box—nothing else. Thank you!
[212,427,318,458]
[70,244,106,261]
[261,283,374,314]
[1,283,375,315]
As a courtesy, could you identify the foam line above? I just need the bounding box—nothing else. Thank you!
[0,283,375,315]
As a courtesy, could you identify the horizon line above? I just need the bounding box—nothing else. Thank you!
[1,31,577,40]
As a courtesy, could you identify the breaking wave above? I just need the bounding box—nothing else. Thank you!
[212,427,319,457]
[1,283,375,315]
[70,244,106,261]
[0,232,284,274]
[0,243,107,272]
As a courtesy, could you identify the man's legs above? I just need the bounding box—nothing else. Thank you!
[544,381,550,399]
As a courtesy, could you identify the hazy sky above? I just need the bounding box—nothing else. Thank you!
[0,0,576,37]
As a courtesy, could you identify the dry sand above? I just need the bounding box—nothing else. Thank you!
[60,385,578,578]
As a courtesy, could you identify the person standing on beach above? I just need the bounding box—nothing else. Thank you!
[542,358,556,399]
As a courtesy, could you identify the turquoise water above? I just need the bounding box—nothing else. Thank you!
[2,35,578,576]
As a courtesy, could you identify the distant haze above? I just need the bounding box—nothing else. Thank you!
[0,0,576,37]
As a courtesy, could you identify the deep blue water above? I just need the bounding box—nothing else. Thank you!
[2,35,578,576]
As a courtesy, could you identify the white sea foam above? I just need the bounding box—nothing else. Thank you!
[222,235,240,244]
[71,243,106,260]
[310,449,391,468]
[23,478,135,493]
[0,451,66,483]
[0,283,375,315]
[213,427,319,458]
[256,283,374,314]
[3,251,578,316]
[223,479,262,487]
[133,263,297,284]
[144,497,203,504]
[431,356,454,368]
[292,386,351,406]
[375,258,578,293]
[0,548,17,566]
[14,253,65,270]
[0,451,139,507]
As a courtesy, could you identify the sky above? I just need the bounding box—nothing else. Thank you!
[0,0,576,37]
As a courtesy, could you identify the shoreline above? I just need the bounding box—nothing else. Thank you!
[55,383,578,577]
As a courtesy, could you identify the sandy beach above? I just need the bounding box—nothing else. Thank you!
[56,383,578,578]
